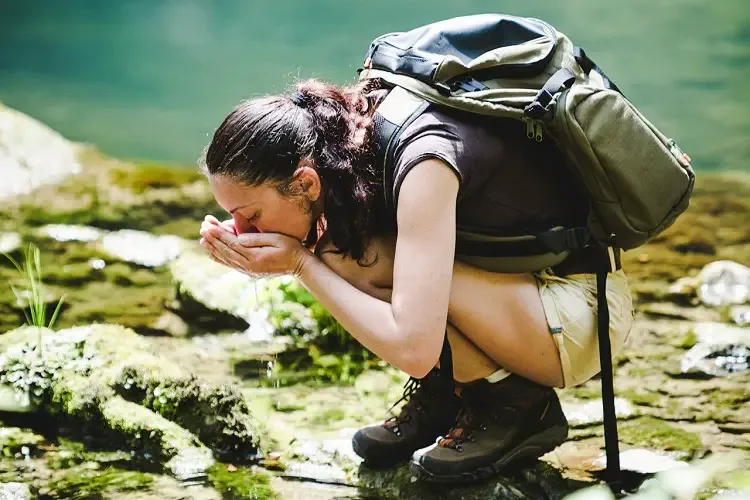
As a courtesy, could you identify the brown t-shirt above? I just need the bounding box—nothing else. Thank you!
[390,106,589,237]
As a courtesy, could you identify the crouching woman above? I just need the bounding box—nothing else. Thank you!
[198,78,634,482]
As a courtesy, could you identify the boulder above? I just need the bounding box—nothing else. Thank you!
[697,261,750,307]
[0,104,82,201]
[0,324,262,476]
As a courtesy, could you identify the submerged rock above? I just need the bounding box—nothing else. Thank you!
[681,322,750,376]
[730,305,750,327]
[0,324,262,476]
[697,260,750,307]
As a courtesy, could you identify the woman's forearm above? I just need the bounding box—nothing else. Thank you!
[296,251,434,377]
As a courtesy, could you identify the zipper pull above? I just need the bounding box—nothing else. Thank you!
[525,118,535,140]
[534,120,544,142]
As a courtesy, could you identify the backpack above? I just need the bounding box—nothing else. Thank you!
[360,14,695,273]
[359,14,695,487]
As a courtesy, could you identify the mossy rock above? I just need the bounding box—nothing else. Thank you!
[619,417,703,458]
[0,324,262,473]
[207,463,277,500]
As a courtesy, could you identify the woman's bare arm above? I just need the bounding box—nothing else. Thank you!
[296,158,458,378]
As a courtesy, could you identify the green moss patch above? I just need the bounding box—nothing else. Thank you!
[46,465,155,499]
[619,417,703,457]
[207,463,277,500]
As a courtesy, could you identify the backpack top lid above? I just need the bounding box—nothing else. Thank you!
[362,14,558,92]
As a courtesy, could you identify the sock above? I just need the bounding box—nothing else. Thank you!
[485,368,511,384]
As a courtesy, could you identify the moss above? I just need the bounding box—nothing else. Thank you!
[309,408,348,426]
[41,261,102,286]
[207,463,277,500]
[59,281,172,331]
[673,330,698,349]
[703,387,750,410]
[109,162,203,194]
[46,465,155,498]
[0,427,45,457]
[99,396,204,462]
[619,417,703,457]
[566,383,602,400]
[102,262,160,287]
[620,389,661,406]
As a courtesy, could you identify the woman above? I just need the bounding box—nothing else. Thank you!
[198,78,634,482]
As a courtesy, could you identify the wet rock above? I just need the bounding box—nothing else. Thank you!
[561,398,636,428]
[730,305,750,327]
[592,449,687,474]
[36,224,104,243]
[0,482,31,500]
[0,104,82,201]
[0,233,21,256]
[681,322,750,376]
[168,249,275,334]
[0,427,45,458]
[100,230,185,267]
[697,260,750,307]
[0,324,262,473]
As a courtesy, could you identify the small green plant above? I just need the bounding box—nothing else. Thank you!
[3,243,66,333]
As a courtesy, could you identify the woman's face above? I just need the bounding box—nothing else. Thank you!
[209,173,320,241]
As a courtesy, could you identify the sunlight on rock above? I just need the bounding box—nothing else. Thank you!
[0,232,21,254]
[37,224,104,242]
[562,398,636,427]
[101,230,185,267]
[697,261,750,307]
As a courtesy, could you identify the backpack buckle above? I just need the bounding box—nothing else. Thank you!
[524,89,555,119]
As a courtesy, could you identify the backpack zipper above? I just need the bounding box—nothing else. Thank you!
[524,118,544,142]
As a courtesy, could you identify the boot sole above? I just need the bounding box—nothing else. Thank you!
[410,423,569,483]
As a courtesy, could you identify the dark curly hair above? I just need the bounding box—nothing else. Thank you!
[200,78,392,261]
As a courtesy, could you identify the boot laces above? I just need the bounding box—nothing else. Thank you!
[383,377,429,435]
[438,385,522,452]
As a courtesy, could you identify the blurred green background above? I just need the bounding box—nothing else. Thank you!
[0,0,747,171]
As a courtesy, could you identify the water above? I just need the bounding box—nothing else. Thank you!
[0,0,748,171]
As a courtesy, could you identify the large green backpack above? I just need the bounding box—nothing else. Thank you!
[359,14,695,487]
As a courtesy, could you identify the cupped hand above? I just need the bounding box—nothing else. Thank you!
[199,221,310,278]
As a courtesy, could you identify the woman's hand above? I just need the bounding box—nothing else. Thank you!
[199,219,311,277]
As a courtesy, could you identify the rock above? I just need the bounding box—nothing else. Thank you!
[168,249,277,333]
[0,427,45,458]
[697,260,750,307]
[36,224,104,243]
[0,233,21,255]
[100,230,185,267]
[639,302,720,322]
[681,322,750,376]
[667,276,698,304]
[0,324,262,474]
[730,305,750,327]
[0,104,82,201]
[561,398,636,428]
[592,449,687,474]
[0,482,31,500]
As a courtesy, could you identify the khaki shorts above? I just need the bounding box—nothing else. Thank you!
[534,269,634,388]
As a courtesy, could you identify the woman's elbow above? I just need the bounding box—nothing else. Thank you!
[399,341,442,380]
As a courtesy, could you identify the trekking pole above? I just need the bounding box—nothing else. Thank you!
[596,245,622,491]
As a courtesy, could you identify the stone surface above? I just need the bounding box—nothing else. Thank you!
[697,260,750,307]
[0,482,31,500]
[0,104,82,201]
[0,233,21,255]
[0,324,262,473]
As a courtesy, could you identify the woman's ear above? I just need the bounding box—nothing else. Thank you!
[293,161,322,202]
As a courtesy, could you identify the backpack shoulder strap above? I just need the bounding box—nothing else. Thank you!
[373,86,431,209]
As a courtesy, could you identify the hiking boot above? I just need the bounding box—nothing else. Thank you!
[410,374,569,482]
[352,368,461,467]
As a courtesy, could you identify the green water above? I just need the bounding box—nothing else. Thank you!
[0,0,748,171]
